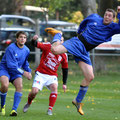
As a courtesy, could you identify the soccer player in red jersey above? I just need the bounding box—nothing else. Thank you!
[23,32,68,115]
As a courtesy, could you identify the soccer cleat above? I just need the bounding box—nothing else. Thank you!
[47,109,53,115]
[23,103,30,113]
[10,110,17,116]
[72,99,84,115]
[45,28,62,36]
[1,105,5,116]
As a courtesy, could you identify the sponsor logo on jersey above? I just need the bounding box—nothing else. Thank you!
[49,52,55,57]
[94,22,97,25]
[15,53,18,56]
[58,56,62,61]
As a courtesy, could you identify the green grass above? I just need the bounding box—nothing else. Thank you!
[0,61,120,120]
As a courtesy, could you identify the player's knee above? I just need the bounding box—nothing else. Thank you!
[50,84,57,92]
[32,88,39,96]
[52,86,57,91]
[1,84,8,92]
[89,74,94,82]
[16,84,23,92]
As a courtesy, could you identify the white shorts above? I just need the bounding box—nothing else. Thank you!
[32,71,58,91]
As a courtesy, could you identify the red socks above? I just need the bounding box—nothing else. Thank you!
[27,92,57,111]
[28,93,35,105]
[48,93,57,110]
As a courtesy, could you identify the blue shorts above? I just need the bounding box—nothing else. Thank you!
[62,37,92,65]
[0,66,22,82]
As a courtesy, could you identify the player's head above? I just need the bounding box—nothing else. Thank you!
[16,31,27,48]
[16,31,27,38]
[103,8,115,25]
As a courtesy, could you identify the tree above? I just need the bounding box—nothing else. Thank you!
[0,0,24,15]
[69,11,84,25]
[80,0,97,18]
[0,0,119,22]
[23,0,73,20]
[98,0,113,17]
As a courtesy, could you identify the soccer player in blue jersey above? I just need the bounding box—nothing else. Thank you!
[45,6,120,115]
[0,31,32,116]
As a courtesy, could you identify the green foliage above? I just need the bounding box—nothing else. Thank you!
[69,11,84,25]
[23,0,72,13]
[24,0,43,7]
[23,0,77,20]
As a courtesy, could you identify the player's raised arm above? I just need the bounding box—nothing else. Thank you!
[31,35,38,47]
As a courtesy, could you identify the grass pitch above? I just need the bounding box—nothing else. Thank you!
[0,61,120,120]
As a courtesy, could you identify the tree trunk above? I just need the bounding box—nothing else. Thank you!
[0,0,24,15]
[56,11,59,20]
[98,0,113,17]
[80,0,97,18]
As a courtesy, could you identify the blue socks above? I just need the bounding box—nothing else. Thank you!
[0,91,22,111]
[0,91,7,108]
[12,92,22,111]
[76,86,88,103]
[52,33,62,43]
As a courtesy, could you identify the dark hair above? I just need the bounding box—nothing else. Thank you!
[106,8,116,18]
[16,31,27,38]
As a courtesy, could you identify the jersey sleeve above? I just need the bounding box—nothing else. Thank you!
[6,48,24,75]
[61,53,68,69]
[22,52,31,72]
[111,13,120,35]
[77,13,100,34]
[37,42,51,51]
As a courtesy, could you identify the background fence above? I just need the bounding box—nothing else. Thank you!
[1,49,120,75]
[90,50,120,74]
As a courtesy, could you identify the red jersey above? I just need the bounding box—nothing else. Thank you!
[36,42,68,77]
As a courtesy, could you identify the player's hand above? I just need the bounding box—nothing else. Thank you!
[27,73,32,80]
[23,71,32,80]
[63,84,67,93]
[117,6,120,13]
[33,35,38,41]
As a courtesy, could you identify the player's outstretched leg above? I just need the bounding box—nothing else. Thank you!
[23,103,30,113]
[72,99,84,115]
[45,28,62,36]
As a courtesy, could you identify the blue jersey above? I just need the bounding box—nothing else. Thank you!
[77,13,120,45]
[0,43,31,75]
[62,13,120,65]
